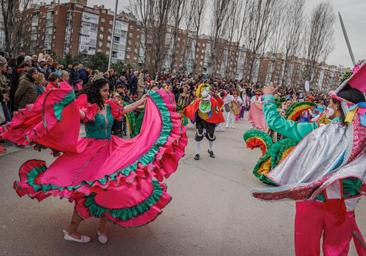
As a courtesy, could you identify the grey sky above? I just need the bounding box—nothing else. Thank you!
[40,0,366,67]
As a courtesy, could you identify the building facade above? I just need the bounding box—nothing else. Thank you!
[22,1,135,64]
[12,0,344,89]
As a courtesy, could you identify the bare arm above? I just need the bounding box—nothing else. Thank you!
[123,95,147,114]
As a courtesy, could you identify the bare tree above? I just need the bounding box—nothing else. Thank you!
[210,0,232,75]
[191,0,206,74]
[264,0,286,85]
[241,0,280,82]
[280,0,305,87]
[223,0,242,79]
[231,0,251,80]
[129,0,173,74]
[1,0,32,55]
[181,0,195,73]
[169,0,187,72]
[303,1,335,85]
[152,0,173,73]
[129,0,154,67]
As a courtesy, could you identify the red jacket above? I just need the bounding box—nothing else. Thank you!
[184,96,224,124]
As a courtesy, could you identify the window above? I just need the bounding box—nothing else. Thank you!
[99,34,103,40]
[101,18,106,23]
[109,20,113,25]
[113,36,120,43]
[100,26,104,32]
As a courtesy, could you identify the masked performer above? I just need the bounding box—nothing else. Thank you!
[184,84,224,160]
[252,63,366,256]
[2,77,187,244]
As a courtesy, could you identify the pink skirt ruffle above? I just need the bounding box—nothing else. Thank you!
[10,89,187,227]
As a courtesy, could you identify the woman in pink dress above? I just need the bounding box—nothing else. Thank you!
[248,88,268,131]
[2,77,187,244]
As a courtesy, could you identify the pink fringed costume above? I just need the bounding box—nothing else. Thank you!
[248,95,268,131]
[2,85,187,227]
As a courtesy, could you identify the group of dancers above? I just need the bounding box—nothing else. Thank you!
[1,62,366,256]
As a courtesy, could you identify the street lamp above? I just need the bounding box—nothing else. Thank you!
[108,0,119,70]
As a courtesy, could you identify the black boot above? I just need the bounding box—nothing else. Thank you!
[208,150,215,158]
[194,154,200,160]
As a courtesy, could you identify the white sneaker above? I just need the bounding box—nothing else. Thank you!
[63,230,91,243]
[97,231,108,244]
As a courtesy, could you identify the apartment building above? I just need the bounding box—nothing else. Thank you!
[23,1,131,64]
[10,0,344,89]
[253,54,343,90]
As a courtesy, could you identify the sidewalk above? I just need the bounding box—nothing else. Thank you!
[0,141,26,157]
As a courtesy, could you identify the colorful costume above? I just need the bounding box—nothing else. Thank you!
[250,64,366,255]
[248,95,268,131]
[177,93,191,126]
[183,84,224,159]
[285,101,316,122]
[2,84,187,228]
[244,101,317,184]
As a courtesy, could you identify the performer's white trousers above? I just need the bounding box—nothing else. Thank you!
[225,111,235,128]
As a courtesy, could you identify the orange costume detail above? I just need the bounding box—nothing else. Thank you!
[184,97,225,124]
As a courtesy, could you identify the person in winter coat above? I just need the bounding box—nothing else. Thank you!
[0,56,11,124]
[78,64,89,85]
[68,64,80,88]
[14,68,38,110]
[128,71,138,97]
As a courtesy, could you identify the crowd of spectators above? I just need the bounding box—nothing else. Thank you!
[0,51,328,138]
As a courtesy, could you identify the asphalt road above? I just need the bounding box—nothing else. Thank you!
[0,119,365,256]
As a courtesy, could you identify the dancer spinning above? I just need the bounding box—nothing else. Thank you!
[252,63,366,255]
[2,76,187,244]
[184,84,224,160]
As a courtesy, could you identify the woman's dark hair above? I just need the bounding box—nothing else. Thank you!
[337,84,365,104]
[82,78,109,109]
[48,72,58,82]
[332,84,365,118]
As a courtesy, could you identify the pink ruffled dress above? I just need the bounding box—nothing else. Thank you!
[248,96,268,131]
[3,84,187,227]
